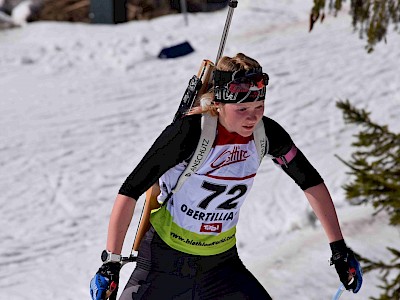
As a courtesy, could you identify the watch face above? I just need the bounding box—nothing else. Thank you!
[101,250,108,262]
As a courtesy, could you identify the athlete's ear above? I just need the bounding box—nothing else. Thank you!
[214,102,223,113]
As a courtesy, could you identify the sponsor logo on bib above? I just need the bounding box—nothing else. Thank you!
[211,146,250,170]
[200,223,222,233]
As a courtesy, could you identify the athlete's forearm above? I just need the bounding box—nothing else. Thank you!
[106,194,137,254]
[304,182,343,242]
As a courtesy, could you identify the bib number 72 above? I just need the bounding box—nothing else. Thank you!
[198,181,247,210]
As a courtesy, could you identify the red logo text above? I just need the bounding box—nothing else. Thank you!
[200,223,222,233]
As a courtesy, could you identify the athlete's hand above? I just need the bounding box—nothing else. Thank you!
[330,239,363,293]
[90,262,121,300]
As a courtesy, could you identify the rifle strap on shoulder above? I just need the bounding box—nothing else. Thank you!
[253,119,268,165]
[172,113,218,193]
[172,114,268,194]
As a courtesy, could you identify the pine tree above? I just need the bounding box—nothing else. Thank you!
[310,0,400,52]
[336,99,400,299]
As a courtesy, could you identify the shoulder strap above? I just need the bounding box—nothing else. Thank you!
[253,119,268,164]
[172,114,267,194]
[172,113,218,193]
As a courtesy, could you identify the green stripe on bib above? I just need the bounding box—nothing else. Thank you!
[150,205,237,256]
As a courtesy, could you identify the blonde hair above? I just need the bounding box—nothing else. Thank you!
[188,53,262,116]
[217,52,262,72]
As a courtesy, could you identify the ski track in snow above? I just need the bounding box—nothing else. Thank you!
[1,1,399,299]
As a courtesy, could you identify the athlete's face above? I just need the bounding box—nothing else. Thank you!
[217,101,265,137]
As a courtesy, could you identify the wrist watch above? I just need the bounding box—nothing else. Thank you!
[101,250,121,264]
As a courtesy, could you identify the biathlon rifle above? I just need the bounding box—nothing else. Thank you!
[105,1,239,299]
[131,0,238,254]
[125,0,238,261]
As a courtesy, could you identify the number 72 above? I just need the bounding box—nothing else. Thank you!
[198,181,248,210]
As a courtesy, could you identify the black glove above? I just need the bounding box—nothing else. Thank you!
[90,262,121,300]
[330,239,363,293]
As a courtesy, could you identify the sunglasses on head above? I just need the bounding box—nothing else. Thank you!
[227,73,269,93]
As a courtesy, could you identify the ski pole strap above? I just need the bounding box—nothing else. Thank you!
[215,0,238,65]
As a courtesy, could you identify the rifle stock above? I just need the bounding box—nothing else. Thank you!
[133,183,161,251]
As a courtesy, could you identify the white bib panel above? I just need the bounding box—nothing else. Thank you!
[151,127,261,255]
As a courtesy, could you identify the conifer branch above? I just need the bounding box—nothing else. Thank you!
[336,99,400,299]
[310,0,400,52]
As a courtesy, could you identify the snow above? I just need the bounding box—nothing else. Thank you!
[1,1,399,299]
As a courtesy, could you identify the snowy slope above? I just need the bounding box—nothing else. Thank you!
[0,1,399,299]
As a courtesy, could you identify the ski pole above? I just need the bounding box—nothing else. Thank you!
[332,284,345,300]
[332,264,359,300]
[215,0,238,65]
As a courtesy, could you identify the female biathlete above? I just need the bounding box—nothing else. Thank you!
[90,53,362,300]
